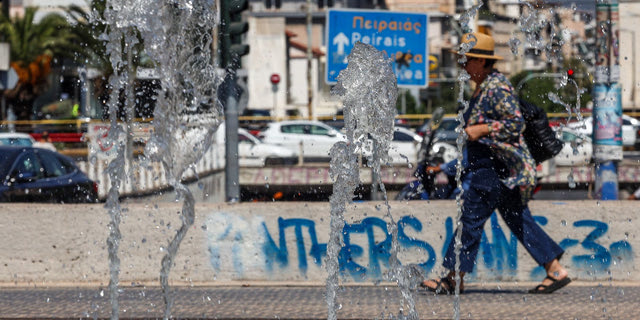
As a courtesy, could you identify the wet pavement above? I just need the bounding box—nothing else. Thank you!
[0,282,637,319]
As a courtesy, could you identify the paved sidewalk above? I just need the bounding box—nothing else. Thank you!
[0,282,637,319]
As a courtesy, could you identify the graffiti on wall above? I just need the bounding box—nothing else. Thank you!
[205,212,633,281]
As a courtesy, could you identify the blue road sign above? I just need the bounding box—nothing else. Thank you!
[325,9,428,88]
[0,67,18,90]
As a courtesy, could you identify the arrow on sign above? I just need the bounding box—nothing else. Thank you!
[333,32,349,55]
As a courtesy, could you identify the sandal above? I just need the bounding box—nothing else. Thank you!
[420,277,463,295]
[528,276,571,294]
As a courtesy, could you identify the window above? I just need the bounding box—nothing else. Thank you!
[0,137,33,146]
[281,125,305,134]
[56,155,77,175]
[440,119,460,130]
[238,133,255,145]
[562,131,584,144]
[12,152,44,181]
[310,125,330,136]
[393,131,414,142]
[38,151,68,178]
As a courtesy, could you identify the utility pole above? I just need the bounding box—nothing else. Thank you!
[306,0,313,119]
[593,0,622,200]
[220,0,250,202]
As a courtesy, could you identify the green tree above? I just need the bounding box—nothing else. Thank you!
[396,90,419,114]
[64,1,112,74]
[0,7,78,120]
[510,71,558,112]
[510,58,593,114]
[64,0,154,120]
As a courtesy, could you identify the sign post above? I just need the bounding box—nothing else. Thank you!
[270,73,280,111]
[325,9,428,88]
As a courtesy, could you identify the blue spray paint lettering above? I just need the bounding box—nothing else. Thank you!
[533,219,633,278]
[341,217,391,280]
[397,216,436,272]
[254,215,634,281]
[262,218,326,275]
[477,213,518,276]
[445,213,519,279]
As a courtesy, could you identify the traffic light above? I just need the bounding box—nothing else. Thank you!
[220,0,250,69]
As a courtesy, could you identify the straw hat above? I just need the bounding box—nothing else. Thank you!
[452,32,503,60]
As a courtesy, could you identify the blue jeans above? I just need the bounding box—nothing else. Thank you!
[442,168,564,273]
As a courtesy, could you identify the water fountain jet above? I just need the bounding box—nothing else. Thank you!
[101,1,222,318]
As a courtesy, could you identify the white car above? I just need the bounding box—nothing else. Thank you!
[553,128,592,166]
[566,115,640,147]
[216,125,297,167]
[0,132,56,151]
[389,127,458,165]
[257,120,348,161]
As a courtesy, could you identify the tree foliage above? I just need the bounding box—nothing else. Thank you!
[64,0,112,75]
[510,58,593,113]
[0,7,79,120]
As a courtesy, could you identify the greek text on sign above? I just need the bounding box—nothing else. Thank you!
[326,9,428,87]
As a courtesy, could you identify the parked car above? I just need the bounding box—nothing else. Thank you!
[416,117,460,146]
[325,109,410,131]
[216,125,297,167]
[565,115,640,147]
[388,127,458,165]
[552,128,593,166]
[216,123,298,167]
[238,128,298,166]
[0,146,98,203]
[0,132,56,151]
[257,120,349,161]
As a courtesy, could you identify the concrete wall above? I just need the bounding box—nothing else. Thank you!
[0,201,636,286]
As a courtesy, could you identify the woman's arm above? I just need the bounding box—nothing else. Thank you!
[484,88,524,142]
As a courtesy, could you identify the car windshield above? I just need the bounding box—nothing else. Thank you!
[562,131,578,142]
[0,137,33,146]
[439,119,459,130]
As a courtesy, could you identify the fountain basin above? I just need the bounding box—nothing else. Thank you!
[0,201,636,286]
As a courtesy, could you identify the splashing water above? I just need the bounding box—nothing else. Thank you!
[328,42,419,319]
[102,1,222,319]
[457,1,483,34]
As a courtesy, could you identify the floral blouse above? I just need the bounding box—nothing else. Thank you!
[466,70,536,201]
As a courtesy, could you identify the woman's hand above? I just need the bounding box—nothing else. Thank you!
[465,124,490,141]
